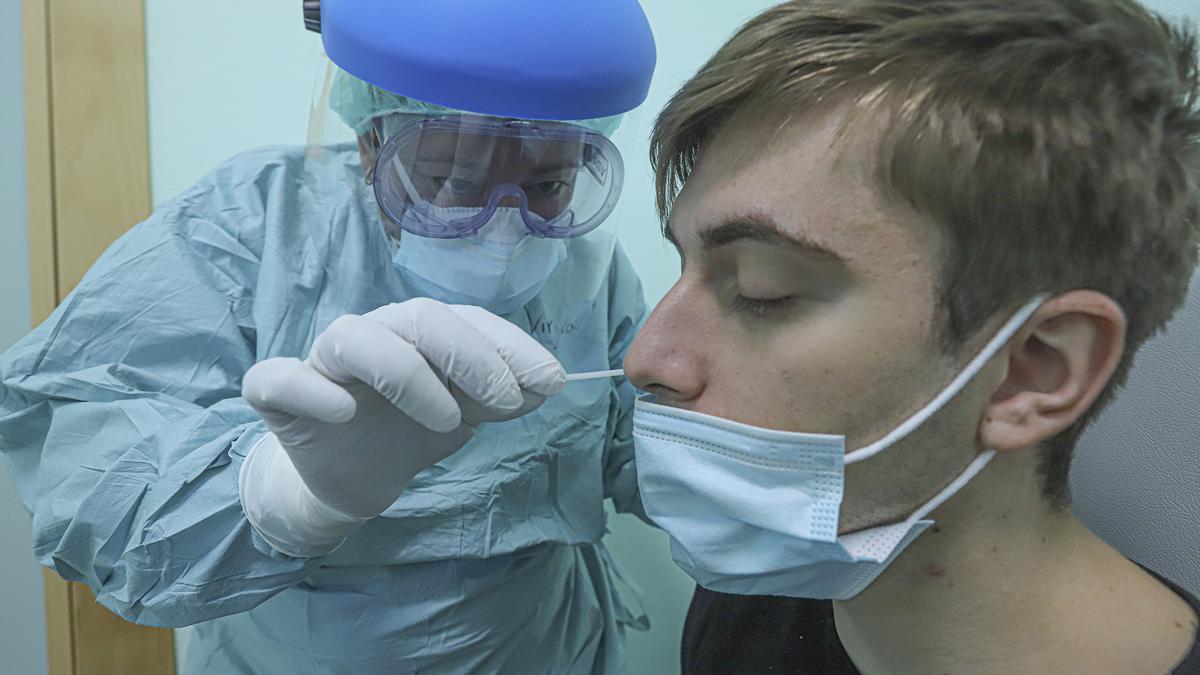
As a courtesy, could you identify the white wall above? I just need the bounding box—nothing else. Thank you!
[0,2,48,674]
[145,2,781,673]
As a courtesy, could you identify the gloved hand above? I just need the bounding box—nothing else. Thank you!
[239,299,566,556]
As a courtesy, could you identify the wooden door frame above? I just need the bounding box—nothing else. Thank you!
[22,0,175,672]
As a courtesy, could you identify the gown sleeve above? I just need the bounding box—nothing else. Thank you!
[0,166,325,628]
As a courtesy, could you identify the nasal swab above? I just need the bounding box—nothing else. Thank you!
[565,369,625,382]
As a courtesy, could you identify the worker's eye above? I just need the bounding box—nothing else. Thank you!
[426,176,484,198]
[525,181,571,198]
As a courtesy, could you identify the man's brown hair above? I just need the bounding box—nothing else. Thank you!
[651,0,1200,505]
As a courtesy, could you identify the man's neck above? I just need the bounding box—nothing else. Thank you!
[831,451,1198,675]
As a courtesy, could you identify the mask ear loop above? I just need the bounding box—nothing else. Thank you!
[845,293,1051,464]
[906,448,997,526]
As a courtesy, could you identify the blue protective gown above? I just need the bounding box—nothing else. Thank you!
[0,145,649,674]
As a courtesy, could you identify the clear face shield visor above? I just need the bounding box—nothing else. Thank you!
[300,59,631,315]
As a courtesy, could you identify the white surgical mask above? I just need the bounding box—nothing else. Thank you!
[393,207,567,315]
[632,294,1048,600]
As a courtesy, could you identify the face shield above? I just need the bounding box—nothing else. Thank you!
[301,61,630,315]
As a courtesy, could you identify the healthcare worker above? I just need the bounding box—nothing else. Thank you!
[0,1,656,673]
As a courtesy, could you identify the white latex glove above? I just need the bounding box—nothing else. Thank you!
[239,299,566,557]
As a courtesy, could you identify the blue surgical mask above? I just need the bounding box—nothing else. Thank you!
[632,295,1048,600]
[393,207,568,315]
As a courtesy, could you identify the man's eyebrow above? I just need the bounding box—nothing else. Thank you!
[699,212,846,263]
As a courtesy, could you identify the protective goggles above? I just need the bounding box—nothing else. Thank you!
[369,114,624,239]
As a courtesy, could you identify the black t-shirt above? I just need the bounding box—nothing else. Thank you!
[681,567,1200,674]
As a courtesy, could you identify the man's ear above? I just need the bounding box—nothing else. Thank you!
[357,129,379,184]
[979,291,1126,452]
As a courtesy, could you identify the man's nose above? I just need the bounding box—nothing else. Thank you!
[624,282,707,405]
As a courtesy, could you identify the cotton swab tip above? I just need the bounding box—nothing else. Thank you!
[564,369,625,382]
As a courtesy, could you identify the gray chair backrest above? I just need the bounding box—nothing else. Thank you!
[1072,269,1200,596]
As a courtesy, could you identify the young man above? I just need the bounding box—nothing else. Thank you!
[624,0,1200,672]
